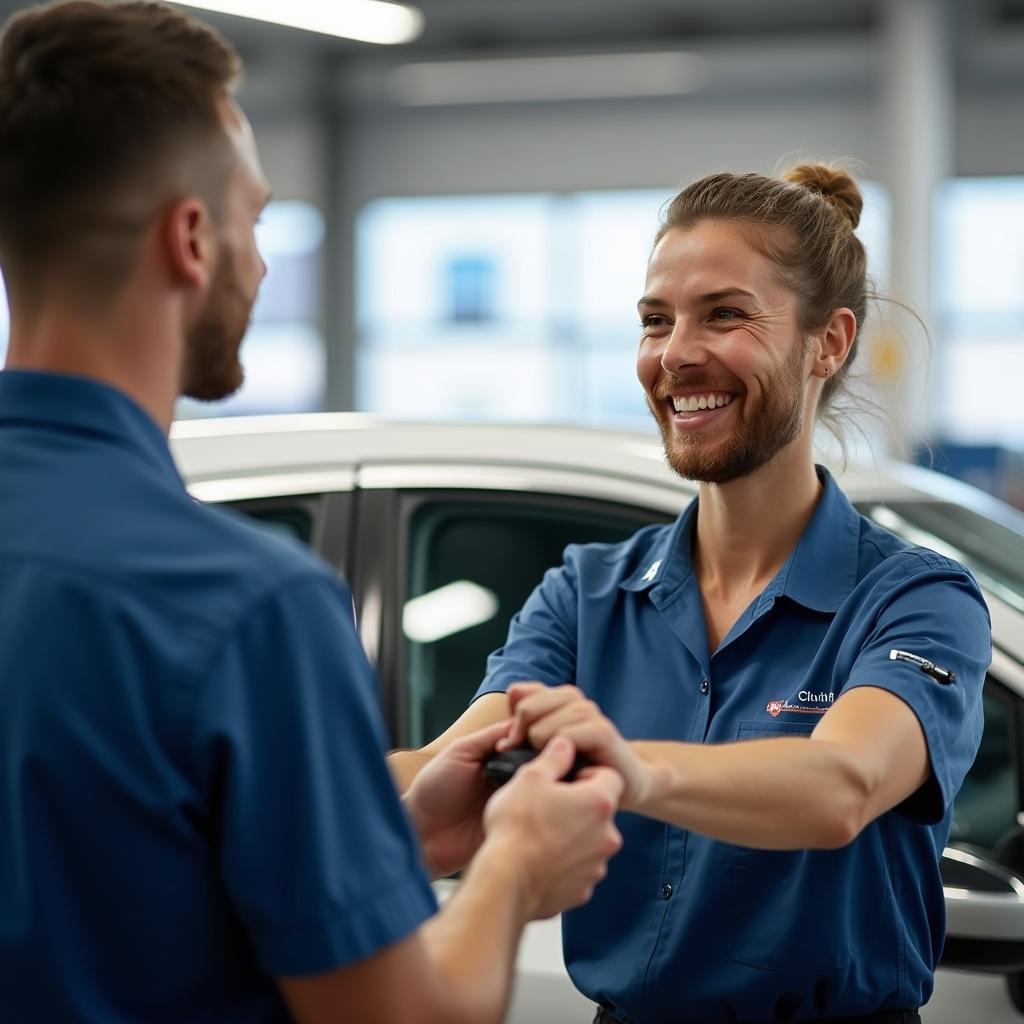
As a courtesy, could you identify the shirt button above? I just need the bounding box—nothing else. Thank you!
[660,883,674,900]
[699,679,709,694]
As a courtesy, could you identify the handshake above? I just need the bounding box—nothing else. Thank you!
[400,681,651,924]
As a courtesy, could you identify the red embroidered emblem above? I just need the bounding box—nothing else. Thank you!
[766,700,785,718]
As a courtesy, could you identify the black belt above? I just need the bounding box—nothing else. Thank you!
[594,1009,921,1024]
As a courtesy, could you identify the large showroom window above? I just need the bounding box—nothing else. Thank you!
[935,177,1024,447]
[932,177,1024,506]
[355,184,891,431]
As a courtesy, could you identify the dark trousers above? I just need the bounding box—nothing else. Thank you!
[593,1009,921,1024]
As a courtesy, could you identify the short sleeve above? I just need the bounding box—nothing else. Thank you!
[474,553,580,701]
[193,572,436,976]
[845,556,992,824]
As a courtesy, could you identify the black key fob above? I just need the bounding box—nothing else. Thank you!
[483,743,590,785]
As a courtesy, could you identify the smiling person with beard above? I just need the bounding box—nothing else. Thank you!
[0,4,627,1024]
[389,166,992,1023]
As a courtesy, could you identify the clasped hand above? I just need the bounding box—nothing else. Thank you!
[500,682,655,811]
[404,714,625,919]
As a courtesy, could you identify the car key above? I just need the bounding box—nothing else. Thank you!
[484,742,590,785]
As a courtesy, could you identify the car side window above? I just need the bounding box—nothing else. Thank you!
[230,502,315,545]
[401,496,667,747]
[951,678,1019,857]
[221,492,352,578]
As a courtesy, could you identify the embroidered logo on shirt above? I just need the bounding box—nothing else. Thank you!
[641,559,662,583]
[766,692,835,718]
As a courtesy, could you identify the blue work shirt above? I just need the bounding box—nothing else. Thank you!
[0,370,436,1023]
[477,468,990,1024]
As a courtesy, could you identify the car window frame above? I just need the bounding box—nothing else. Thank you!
[348,485,673,748]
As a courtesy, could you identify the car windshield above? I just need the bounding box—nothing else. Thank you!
[858,500,1024,614]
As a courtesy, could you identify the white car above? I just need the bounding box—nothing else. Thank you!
[172,414,1024,1023]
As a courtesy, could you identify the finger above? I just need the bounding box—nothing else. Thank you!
[506,682,547,712]
[449,719,513,760]
[543,718,619,762]
[508,686,584,746]
[505,684,548,746]
[524,735,578,781]
[524,701,599,751]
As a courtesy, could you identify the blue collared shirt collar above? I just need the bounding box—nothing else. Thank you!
[620,467,861,614]
[0,368,183,485]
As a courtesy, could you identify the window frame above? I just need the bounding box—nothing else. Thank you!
[348,485,672,747]
[224,491,353,579]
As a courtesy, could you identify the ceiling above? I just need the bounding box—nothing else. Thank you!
[0,0,1021,102]
[0,1,1004,53]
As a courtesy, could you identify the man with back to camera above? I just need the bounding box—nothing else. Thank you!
[0,3,625,1022]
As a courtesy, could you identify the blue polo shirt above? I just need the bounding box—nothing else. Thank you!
[0,370,436,1023]
[476,469,990,1023]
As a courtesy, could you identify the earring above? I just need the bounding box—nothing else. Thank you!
[823,367,829,376]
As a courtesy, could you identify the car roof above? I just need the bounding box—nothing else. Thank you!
[171,411,993,508]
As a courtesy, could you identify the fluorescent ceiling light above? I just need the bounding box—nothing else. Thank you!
[403,580,499,644]
[392,52,708,105]
[171,0,423,45]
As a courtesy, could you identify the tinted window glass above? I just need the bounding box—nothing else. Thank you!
[403,498,666,746]
[229,503,314,546]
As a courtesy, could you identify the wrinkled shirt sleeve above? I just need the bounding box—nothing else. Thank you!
[844,556,991,824]
[193,573,437,975]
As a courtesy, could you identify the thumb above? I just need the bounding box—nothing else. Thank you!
[451,719,513,760]
[530,736,577,781]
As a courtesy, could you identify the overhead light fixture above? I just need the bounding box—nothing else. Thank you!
[392,52,708,106]
[403,580,499,644]
[170,0,424,45]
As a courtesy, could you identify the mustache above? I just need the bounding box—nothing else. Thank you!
[652,375,744,402]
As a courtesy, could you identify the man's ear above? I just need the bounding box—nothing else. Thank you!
[812,307,857,379]
[162,197,215,290]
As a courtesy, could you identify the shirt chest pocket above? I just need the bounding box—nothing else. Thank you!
[726,721,853,973]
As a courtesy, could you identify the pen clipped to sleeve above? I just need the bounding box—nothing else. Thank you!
[889,648,957,684]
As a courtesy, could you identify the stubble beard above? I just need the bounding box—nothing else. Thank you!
[651,341,807,485]
[180,250,250,403]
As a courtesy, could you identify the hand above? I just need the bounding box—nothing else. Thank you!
[501,682,655,810]
[404,720,511,878]
[483,736,624,920]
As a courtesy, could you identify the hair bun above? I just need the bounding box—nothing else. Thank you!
[784,162,862,229]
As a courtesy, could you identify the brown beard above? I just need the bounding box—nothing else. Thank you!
[180,248,250,402]
[649,339,806,485]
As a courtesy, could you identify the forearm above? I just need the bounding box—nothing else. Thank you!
[419,837,529,1024]
[630,737,871,849]
[388,748,433,794]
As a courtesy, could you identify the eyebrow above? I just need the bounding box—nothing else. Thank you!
[637,287,757,309]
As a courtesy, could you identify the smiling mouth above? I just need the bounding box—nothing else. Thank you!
[669,393,736,413]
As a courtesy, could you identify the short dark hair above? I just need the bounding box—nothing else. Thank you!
[0,0,241,299]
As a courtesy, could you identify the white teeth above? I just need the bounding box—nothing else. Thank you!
[671,393,734,413]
